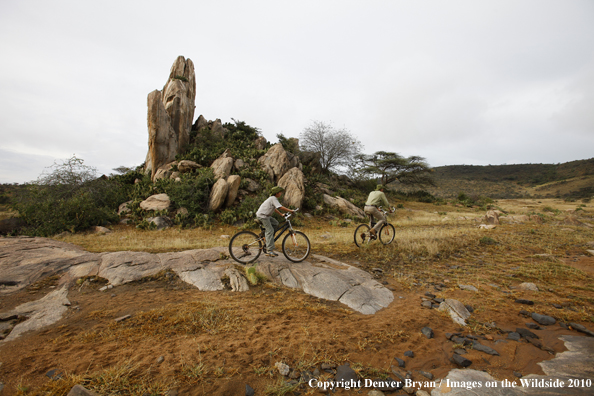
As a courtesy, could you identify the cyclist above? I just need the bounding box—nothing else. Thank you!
[364,184,392,238]
[256,186,295,257]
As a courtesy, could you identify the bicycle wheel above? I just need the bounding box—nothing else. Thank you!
[354,224,372,247]
[282,231,311,262]
[229,231,262,264]
[379,223,396,245]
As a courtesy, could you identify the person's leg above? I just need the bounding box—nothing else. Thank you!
[368,207,386,233]
[260,217,277,253]
[269,217,279,251]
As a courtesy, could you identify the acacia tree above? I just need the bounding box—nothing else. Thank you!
[352,151,434,187]
[299,121,363,172]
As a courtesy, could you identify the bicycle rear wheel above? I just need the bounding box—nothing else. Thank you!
[282,231,311,262]
[354,224,372,247]
[229,231,262,264]
[379,223,396,245]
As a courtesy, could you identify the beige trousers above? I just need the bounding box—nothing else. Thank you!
[364,205,386,232]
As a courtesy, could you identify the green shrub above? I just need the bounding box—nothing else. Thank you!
[11,156,130,236]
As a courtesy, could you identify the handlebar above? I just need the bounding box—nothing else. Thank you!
[284,208,299,219]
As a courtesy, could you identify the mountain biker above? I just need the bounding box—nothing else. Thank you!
[364,184,392,238]
[256,186,295,257]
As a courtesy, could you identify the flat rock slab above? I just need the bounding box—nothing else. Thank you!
[432,335,594,395]
[1,237,393,319]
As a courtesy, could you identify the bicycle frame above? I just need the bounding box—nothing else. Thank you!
[259,212,297,245]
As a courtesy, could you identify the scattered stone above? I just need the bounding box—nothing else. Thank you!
[464,305,474,313]
[472,341,500,356]
[425,292,436,298]
[515,299,534,305]
[519,309,531,317]
[335,364,359,383]
[516,328,539,339]
[275,362,290,376]
[553,304,563,309]
[402,386,415,394]
[421,301,433,309]
[518,282,539,291]
[438,299,472,326]
[421,327,434,339]
[245,384,255,396]
[368,390,385,396]
[507,332,521,341]
[157,356,164,364]
[46,368,63,380]
[532,313,556,326]
[404,350,415,358]
[459,284,478,292]
[454,348,467,355]
[394,357,405,368]
[569,323,594,337]
[114,314,131,322]
[451,354,472,367]
[321,362,337,370]
[417,391,431,396]
[67,385,100,396]
[140,193,171,211]
[419,370,434,380]
[526,323,543,330]
[514,371,522,378]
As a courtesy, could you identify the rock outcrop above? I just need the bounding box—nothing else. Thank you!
[145,56,196,180]
[209,178,229,212]
[225,175,241,208]
[323,194,366,219]
[258,143,291,182]
[211,149,234,180]
[140,194,171,211]
[278,168,305,209]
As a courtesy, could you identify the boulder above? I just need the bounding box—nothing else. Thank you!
[258,143,291,182]
[146,216,172,231]
[234,158,247,171]
[278,168,305,209]
[211,149,234,180]
[485,210,499,225]
[438,299,472,326]
[286,151,302,170]
[177,160,201,173]
[323,194,366,219]
[225,175,241,208]
[254,136,267,150]
[244,178,261,193]
[118,201,132,216]
[140,194,171,211]
[162,56,196,152]
[211,118,228,138]
[146,90,178,179]
[153,161,177,181]
[209,178,229,212]
[519,282,539,292]
[192,114,208,131]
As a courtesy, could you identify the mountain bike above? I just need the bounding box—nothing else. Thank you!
[229,209,311,264]
[354,206,396,247]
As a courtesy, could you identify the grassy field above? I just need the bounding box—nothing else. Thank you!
[2,198,594,396]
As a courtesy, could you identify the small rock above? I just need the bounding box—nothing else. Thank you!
[472,341,500,356]
[402,386,415,394]
[421,301,433,309]
[67,385,100,396]
[335,364,359,382]
[464,305,474,313]
[459,284,478,292]
[514,371,523,378]
[515,299,534,305]
[275,362,290,376]
[157,356,164,364]
[419,370,433,380]
[421,327,434,339]
[526,323,543,330]
[507,332,521,341]
[114,314,131,322]
[404,350,415,358]
[367,391,385,396]
[425,292,436,298]
[518,282,539,291]
[246,384,255,396]
[516,328,539,339]
[531,313,556,326]
[394,357,405,368]
[417,391,431,396]
[453,348,467,355]
[568,322,594,337]
[46,368,63,380]
[553,304,562,309]
[451,354,472,367]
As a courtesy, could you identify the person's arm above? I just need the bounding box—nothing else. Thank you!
[381,193,390,208]
[276,206,294,215]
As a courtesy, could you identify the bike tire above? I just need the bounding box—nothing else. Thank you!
[379,223,396,245]
[354,224,372,247]
[229,231,262,264]
[282,231,311,262]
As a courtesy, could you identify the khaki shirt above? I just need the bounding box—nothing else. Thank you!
[365,191,389,207]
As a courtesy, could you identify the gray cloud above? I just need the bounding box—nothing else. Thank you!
[1,0,593,183]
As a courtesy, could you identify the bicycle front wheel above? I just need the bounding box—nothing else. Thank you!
[229,231,262,264]
[379,223,396,245]
[282,231,311,262]
[354,224,372,247]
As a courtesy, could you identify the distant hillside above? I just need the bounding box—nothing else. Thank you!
[420,158,594,200]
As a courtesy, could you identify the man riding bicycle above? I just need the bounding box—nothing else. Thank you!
[256,186,295,257]
[364,184,392,238]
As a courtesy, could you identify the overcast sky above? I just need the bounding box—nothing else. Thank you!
[1,0,593,184]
